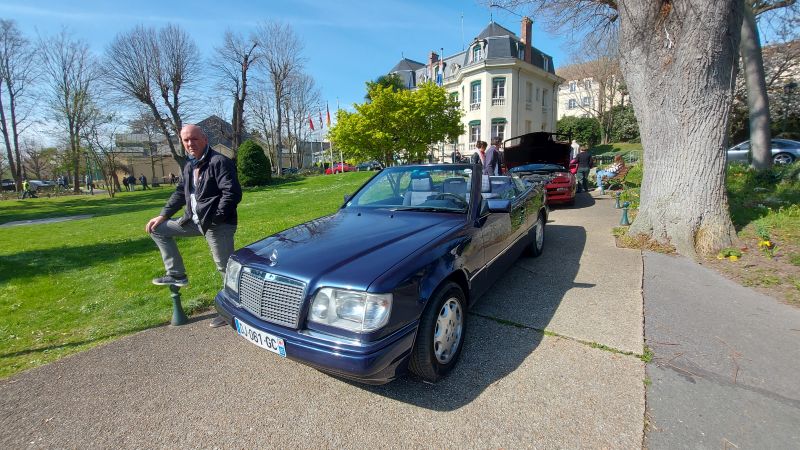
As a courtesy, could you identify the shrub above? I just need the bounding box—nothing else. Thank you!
[237,140,271,187]
[556,116,601,147]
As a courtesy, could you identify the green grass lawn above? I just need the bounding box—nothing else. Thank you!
[0,172,373,379]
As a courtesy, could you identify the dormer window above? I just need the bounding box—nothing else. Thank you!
[472,45,483,62]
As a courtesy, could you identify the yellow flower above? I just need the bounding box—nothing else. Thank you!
[717,254,725,260]
[729,255,739,261]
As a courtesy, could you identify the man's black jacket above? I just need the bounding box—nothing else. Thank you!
[160,148,242,233]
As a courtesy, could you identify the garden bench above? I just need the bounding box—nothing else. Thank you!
[600,165,631,191]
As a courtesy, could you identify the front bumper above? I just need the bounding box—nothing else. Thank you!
[215,292,417,384]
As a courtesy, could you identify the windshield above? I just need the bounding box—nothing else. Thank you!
[346,165,473,213]
[510,163,567,173]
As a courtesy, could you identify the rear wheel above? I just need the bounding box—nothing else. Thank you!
[773,152,795,165]
[409,282,466,383]
[526,212,545,257]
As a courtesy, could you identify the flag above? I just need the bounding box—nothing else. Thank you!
[326,103,331,127]
[308,115,315,131]
[319,110,324,129]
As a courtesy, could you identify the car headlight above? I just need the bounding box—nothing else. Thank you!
[225,258,242,293]
[308,288,392,333]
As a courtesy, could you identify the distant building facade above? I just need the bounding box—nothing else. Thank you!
[389,20,563,161]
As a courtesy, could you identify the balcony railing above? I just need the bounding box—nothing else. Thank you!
[470,102,481,111]
[491,98,505,106]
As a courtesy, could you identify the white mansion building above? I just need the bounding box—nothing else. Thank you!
[389,20,563,161]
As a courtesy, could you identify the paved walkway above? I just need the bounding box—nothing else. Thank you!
[1,192,645,448]
[643,251,800,448]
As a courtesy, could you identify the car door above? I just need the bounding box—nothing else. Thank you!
[727,142,749,162]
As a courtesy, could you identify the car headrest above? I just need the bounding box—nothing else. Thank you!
[410,173,433,191]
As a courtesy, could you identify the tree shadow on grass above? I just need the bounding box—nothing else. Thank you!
[0,190,172,224]
[0,311,217,360]
[0,237,156,283]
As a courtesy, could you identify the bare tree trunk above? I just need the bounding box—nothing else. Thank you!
[741,2,772,169]
[621,0,742,256]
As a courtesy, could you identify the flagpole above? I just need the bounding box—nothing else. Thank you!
[337,99,342,172]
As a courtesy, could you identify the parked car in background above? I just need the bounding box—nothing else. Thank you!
[503,132,577,206]
[215,163,548,384]
[325,163,356,174]
[1,179,15,191]
[727,139,800,164]
[356,161,383,171]
[281,167,299,175]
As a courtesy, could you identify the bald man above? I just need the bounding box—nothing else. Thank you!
[146,124,242,328]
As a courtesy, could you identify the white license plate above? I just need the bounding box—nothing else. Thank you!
[234,317,286,357]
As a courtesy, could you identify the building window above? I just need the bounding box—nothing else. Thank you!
[526,81,533,110]
[491,120,506,141]
[525,120,532,133]
[584,79,592,90]
[470,81,481,110]
[543,57,549,72]
[491,78,506,106]
[582,96,591,106]
[542,89,548,107]
[472,45,483,62]
[536,87,540,101]
[569,81,576,92]
[469,123,481,143]
[568,99,577,109]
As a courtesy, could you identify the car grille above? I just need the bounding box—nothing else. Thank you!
[237,267,306,329]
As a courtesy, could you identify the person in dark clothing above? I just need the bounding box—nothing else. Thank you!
[139,174,149,190]
[122,175,130,191]
[145,124,242,328]
[470,140,500,176]
[128,175,136,191]
[575,146,594,193]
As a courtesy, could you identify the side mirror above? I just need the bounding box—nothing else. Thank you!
[487,199,511,213]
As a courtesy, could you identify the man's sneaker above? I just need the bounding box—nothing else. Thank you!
[209,316,228,328]
[152,274,189,286]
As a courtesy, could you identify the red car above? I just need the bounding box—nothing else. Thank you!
[502,132,577,206]
[325,163,356,174]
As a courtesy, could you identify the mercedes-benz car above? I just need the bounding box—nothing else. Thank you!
[214,164,547,384]
[727,139,800,164]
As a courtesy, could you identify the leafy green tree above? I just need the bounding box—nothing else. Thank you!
[237,139,271,187]
[556,116,601,147]
[330,82,463,166]
[607,104,640,142]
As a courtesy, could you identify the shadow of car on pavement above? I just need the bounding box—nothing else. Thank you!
[351,223,590,411]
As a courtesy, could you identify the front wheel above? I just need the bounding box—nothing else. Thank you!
[773,152,795,165]
[409,282,466,383]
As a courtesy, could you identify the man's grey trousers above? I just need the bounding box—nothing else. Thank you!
[150,218,236,277]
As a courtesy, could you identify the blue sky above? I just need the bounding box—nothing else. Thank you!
[1,0,576,130]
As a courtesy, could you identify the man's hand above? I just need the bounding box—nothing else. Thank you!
[145,215,167,234]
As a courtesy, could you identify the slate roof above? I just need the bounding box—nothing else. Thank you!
[389,20,556,87]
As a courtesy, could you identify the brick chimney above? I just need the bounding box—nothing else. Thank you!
[428,51,439,76]
[521,17,532,63]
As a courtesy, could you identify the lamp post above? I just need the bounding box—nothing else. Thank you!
[783,81,797,134]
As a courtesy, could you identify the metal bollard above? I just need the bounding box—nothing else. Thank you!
[614,191,622,209]
[620,201,631,226]
[169,284,189,326]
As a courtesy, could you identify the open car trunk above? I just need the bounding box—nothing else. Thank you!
[503,132,572,170]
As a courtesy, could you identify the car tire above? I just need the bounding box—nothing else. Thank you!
[409,281,466,383]
[526,212,545,257]
[773,152,795,165]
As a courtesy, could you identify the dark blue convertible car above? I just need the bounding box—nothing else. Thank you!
[215,164,547,384]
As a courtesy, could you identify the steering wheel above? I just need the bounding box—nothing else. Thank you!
[430,193,469,207]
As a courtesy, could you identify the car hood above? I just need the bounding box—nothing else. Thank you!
[239,209,463,290]
[503,132,572,169]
